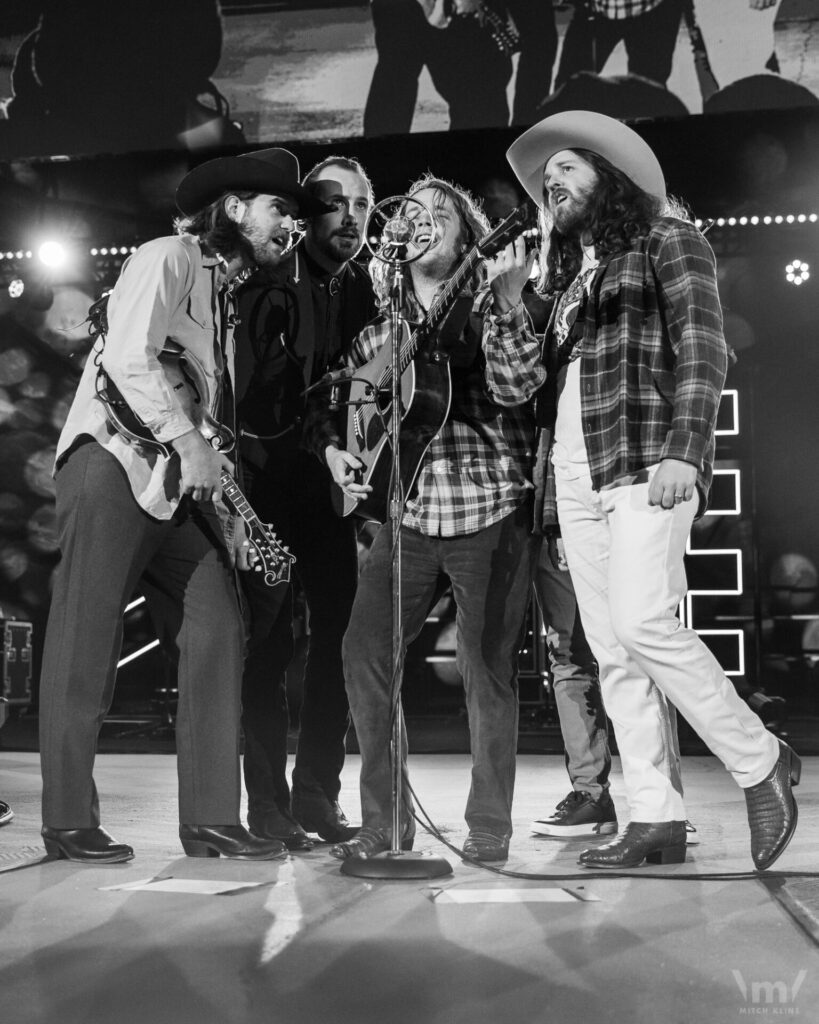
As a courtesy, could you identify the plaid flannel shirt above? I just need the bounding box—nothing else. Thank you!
[536,216,727,529]
[592,0,664,18]
[349,288,545,537]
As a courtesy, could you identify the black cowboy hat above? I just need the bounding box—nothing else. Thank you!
[176,147,333,217]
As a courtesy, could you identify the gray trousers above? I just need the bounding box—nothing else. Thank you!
[532,536,611,799]
[39,441,244,828]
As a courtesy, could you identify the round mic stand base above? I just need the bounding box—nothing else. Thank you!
[339,850,453,880]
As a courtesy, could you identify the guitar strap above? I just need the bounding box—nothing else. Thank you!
[216,284,238,445]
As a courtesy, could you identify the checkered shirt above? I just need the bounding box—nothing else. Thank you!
[349,289,545,537]
[540,216,727,515]
[593,0,664,19]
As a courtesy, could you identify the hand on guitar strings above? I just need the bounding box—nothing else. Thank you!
[326,444,371,504]
[173,428,234,504]
[485,236,536,315]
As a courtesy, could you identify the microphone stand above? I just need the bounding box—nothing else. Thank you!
[339,211,451,880]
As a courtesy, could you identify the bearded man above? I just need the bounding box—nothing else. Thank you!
[234,157,377,849]
[38,149,329,863]
[507,111,800,870]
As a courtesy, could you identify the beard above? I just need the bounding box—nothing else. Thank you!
[315,229,363,264]
[550,188,594,238]
[238,221,290,269]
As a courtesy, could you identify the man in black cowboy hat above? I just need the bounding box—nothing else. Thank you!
[38,148,330,864]
[507,110,800,871]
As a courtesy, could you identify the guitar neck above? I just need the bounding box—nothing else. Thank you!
[396,248,481,372]
[220,470,261,528]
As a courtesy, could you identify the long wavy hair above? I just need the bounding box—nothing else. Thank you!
[536,149,689,295]
[369,174,490,311]
[174,190,258,261]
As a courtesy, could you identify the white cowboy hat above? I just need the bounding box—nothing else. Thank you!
[506,109,666,208]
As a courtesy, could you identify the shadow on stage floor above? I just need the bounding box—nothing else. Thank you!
[1,750,818,1024]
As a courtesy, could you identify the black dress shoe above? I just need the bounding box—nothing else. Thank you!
[179,824,287,860]
[248,807,313,851]
[330,822,415,860]
[578,821,687,868]
[462,830,510,862]
[41,826,134,864]
[292,789,359,843]
[745,739,801,870]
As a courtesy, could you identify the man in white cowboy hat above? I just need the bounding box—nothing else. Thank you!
[38,147,330,864]
[507,110,800,870]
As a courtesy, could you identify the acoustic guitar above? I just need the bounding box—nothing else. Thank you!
[332,204,530,522]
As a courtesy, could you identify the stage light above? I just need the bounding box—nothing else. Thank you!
[37,241,68,268]
[8,278,25,299]
[785,259,810,285]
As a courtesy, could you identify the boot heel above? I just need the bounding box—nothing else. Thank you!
[646,843,686,865]
[42,836,66,859]
[181,839,219,858]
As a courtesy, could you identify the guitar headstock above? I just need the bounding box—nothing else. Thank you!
[476,205,531,259]
[249,523,296,587]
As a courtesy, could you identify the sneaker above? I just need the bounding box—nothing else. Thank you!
[0,801,12,826]
[531,790,618,838]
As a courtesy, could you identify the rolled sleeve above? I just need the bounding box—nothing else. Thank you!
[102,238,199,443]
[480,291,546,406]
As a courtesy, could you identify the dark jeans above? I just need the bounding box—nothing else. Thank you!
[240,449,358,813]
[343,505,536,838]
[532,537,611,799]
[39,441,244,828]
[556,0,684,89]
[364,0,511,136]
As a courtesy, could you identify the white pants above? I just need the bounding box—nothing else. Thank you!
[556,465,779,822]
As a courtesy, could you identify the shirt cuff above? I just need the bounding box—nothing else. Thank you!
[489,300,525,329]
[661,428,707,468]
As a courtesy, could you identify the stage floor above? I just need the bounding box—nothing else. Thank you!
[1,752,818,1024]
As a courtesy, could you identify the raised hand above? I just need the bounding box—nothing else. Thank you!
[486,235,535,314]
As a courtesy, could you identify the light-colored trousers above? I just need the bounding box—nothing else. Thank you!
[556,464,778,822]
